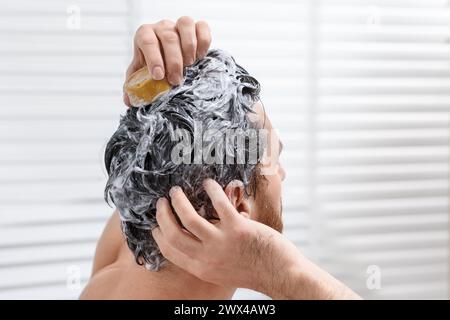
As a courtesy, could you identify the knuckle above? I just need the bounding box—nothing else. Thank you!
[196,20,210,30]
[136,34,157,46]
[177,16,194,27]
[136,26,157,45]
[158,19,175,29]
[136,24,153,37]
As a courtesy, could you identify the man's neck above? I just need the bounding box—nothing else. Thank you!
[138,261,236,299]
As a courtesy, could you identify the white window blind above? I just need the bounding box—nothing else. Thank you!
[0,0,448,300]
[314,0,449,299]
[0,0,130,299]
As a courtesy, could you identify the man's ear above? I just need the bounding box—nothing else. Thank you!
[224,180,251,219]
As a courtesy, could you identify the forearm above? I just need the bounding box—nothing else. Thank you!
[273,260,362,300]
[264,258,361,300]
[252,232,361,300]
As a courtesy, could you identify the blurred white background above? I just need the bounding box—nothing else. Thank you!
[0,0,449,299]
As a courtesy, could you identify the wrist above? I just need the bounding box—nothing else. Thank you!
[261,252,361,300]
[251,233,305,298]
[267,257,306,299]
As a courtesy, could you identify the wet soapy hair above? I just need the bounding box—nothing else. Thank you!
[104,49,263,270]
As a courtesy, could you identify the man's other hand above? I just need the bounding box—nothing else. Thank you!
[151,179,303,296]
[151,179,361,300]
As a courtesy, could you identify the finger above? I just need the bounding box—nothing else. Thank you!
[195,21,211,59]
[203,178,239,221]
[123,56,142,107]
[123,92,131,107]
[125,45,144,80]
[155,27,183,85]
[176,16,197,66]
[155,198,200,254]
[135,25,165,80]
[169,186,217,239]
[152,226,203,275]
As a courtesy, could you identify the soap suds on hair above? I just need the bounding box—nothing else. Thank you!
[104,49,263,270]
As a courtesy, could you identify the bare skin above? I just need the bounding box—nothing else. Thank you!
[153,180,362,300]
[123,17,211,106]
[83,16,360,299]
[79,210,235,299]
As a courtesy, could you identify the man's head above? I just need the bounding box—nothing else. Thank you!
[105,49,285,270]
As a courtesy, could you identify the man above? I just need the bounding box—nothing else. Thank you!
[81,17,359,300]
[80,20,285,298]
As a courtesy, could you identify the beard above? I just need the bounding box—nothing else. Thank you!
[255,196,283,233]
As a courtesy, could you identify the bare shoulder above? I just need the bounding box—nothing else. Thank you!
[81,210,174,299]
[79,263,123,299]
[79,261,174,300]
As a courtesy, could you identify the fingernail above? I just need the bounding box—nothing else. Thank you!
[152,66,164,80]
[185,56,194,66]
[197,50,206,60]
[202,178,212,187]
[169,186,180,197]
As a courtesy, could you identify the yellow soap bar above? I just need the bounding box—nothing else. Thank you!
[124,66,171,107]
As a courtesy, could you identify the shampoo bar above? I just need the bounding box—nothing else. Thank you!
[124,66,171,107]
